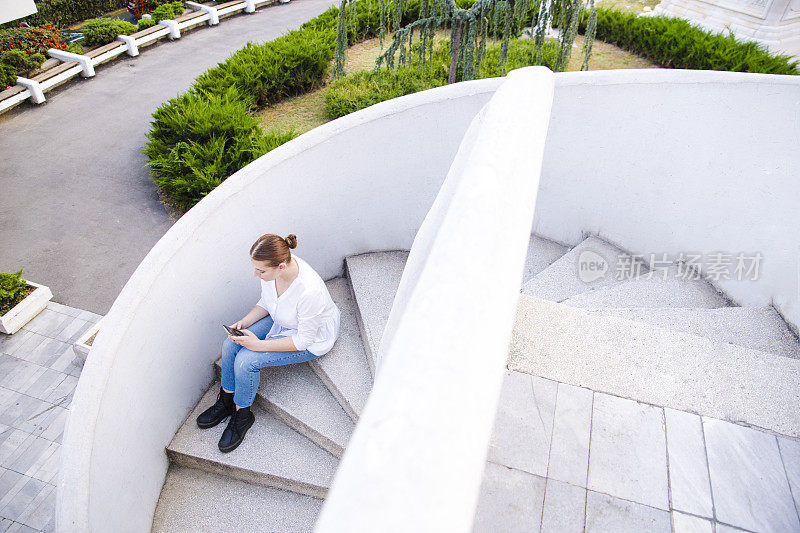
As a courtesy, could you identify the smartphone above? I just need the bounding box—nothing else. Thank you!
[223,324,245,337]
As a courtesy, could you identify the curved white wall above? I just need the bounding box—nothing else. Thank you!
[539,69,800,331]
[56,78,502,533]
[58,67,800,532]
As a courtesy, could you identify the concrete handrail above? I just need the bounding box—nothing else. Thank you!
[315,67,556,531]
[56,77,502,532]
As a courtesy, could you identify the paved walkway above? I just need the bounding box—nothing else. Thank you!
[480,369,800,532]
[0,0,337,315]
[0,303,100,533]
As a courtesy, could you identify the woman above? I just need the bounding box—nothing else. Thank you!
[197,233,341,453]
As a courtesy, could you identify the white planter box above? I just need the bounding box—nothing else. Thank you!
[0,281,53,334]
[73,318,102,362]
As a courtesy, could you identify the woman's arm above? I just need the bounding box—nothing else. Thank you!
[233,305,269,329]
[231,333,299,352]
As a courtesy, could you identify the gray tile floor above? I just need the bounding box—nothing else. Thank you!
[478,369,800,532]
[0,302,99,533]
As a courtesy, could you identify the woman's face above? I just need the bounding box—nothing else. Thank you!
[252,258,284,281]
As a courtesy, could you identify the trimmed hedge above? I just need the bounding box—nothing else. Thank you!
[144,88,295,210]
[81,18,138,47]
[581,8,798,74]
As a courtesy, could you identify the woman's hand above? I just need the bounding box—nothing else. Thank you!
[229,329,261,351]
[231,320,247,330]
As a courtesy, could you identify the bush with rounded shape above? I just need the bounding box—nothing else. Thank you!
[0,49,46,74]
[81,18,138,47]
[143,87,295,210]
[137,18,157,30]
[0,25,65,57]
[0,64,17,90]
[150,4,175,22]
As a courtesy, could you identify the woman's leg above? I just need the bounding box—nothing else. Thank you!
[232,347,318,408]
[220,315,275,392]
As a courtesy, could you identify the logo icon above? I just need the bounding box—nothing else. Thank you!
[578,251,608,283]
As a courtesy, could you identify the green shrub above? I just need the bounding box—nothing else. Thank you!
[137,18,157,30]
[479,38,560,76]
[0,25,65,56]
[81,18,138,47]
[150,4,175,22]
[0,0,127,30]
[0,64,17,89]
[143,87,295,210]
[0,269,29,315]
[325,67,444,118]
[193,29,336,108]
[580,8,798,74]
[65,41,84,54]
[0,49,46,74]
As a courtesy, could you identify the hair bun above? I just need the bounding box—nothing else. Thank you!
[284,234,298,249]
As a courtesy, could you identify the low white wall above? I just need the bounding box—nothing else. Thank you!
[56,78,501,533]
[315,67,555,531]
[537,69,800,331]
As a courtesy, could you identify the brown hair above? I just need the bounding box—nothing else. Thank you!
[250,233,297,266]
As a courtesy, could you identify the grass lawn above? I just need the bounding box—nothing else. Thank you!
[255,31,657,136]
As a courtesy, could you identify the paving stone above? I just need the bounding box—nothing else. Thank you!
[4,437,50,477]
[0,477,46,522]
[43,375,78,408]
[587,393,668,510]
[541,478,585,533]
[46,345,78,374]
[14,483,54,531]
[486,370,557,477]
[671,511,713,533]
[585,491,670,533]
[0,362,46,395]
[53,317,90,344]
[5,521,37,532]
[0,332,38,359]
[43,302,81,318]
[23,443,58,484]
[152,466,322,533]
[777,437,800,515]
[704,417,799,531]
[547,383,592,486]
[0,431,30,470]
[664,408,713,518]
[21,370,66,403]
[0,518,12,531]
[35,407,67,443]
[20,338,68,368]
[0,468,23,501]
[472,461,545,532]
[21,311,71,340]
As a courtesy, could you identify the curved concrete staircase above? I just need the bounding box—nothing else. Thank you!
[151,234,800,532]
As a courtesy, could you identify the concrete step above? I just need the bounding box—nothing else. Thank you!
[214,360,355,458]
[563,264,731,309]
[587,306,800,359]
[521,233,570,286]
[509,295,800,438]
[345,251,409,376]
[152,465,323,532]
[309,277,373,420]
[521,235,644,302]
[166,383,339,499]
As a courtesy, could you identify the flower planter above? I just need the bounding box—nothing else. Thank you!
[0,281,53,335]
[73,318,103,362]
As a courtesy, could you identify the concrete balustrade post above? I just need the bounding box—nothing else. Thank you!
[14,77,45,104]
[47,49,95,77]
[117,35,140,56]
[186,1,220,24]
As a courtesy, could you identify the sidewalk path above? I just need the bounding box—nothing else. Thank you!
[0,0,337,315]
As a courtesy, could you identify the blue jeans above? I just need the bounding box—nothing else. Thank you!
[221,315,317,407]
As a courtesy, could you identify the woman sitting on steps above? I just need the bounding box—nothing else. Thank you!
[196,233,341,452]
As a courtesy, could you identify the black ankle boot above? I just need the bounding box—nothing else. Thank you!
[197,388,234,429]
[218,406,255,453]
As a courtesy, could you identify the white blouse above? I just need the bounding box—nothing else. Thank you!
[255,255,341,356]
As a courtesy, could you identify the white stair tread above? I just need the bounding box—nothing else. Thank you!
[310,277,373,420]
[214,360,354,457]
[152,465,322,533]
[510,295,800,438]
[521,236,643,302]
[588,306,799,359]
[346,251,408,375]
[167,383,339,498]
[521,233,570,286]
[563,265,731,309]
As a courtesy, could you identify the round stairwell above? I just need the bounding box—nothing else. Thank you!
[151,233,800,532]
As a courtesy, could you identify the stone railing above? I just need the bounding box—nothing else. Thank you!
[0,0,274,114]
[314,66,555,531]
